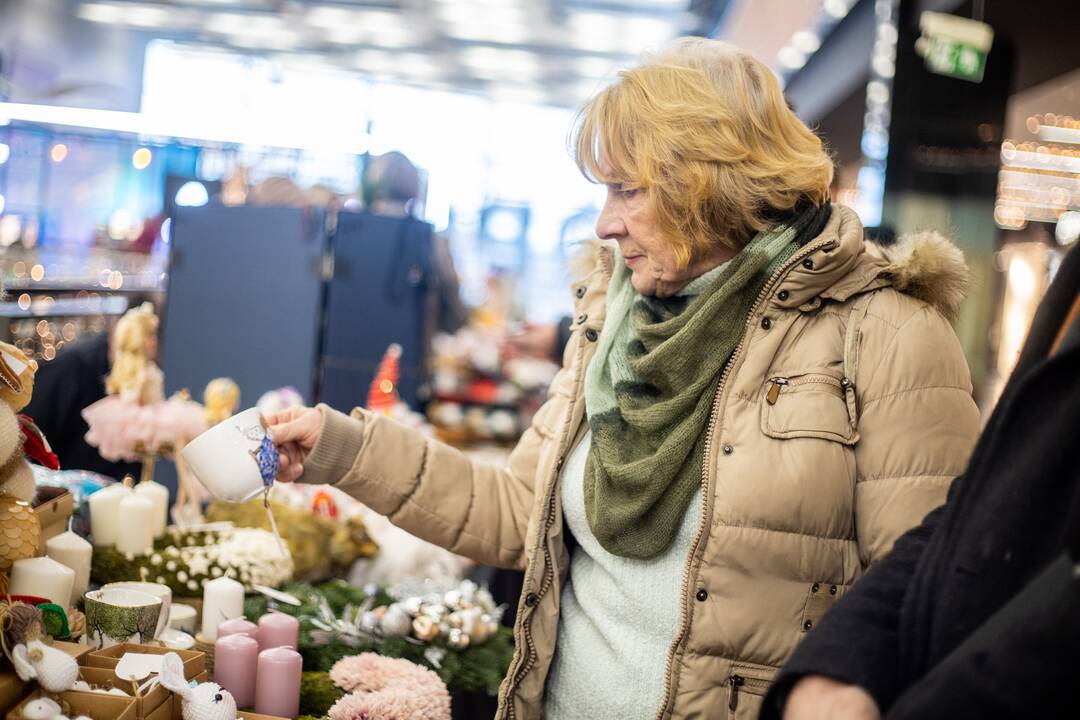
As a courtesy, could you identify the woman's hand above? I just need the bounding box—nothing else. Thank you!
[783,676,880,720]
[266,406,323,483]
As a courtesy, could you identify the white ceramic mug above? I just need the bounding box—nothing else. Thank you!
[102,581,172,640]
[181,407,273,502]
[83,588,163,649]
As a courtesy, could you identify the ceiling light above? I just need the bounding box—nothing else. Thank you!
[392,54,443,81]
[489,86,550,107]
[462,47,541,81]
[50,143,68,163]
[569,12,675,52]
[76,3,125,24]
[824,0,850,18]
[778,46,807,70]
[871,54,895,77]
[575,56,620,78]
[791,30,821,54]
[866,80,890,105]
[306,6,400,30]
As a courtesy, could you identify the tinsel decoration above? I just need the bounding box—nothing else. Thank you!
[91,526,293,597]
[245,581,514,697]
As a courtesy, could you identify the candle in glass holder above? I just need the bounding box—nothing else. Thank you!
[115,492,154,556]
[202,576,244,641]
[45,528,92,605]
[134,479,169,538]
[215,634,258,708]
[9,556,75,606]
[254,647,301,718]
[217,618,258,640]
[87,483,131,547]
[257,612,299,650]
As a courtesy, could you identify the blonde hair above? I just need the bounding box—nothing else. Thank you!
[573,37,834,267]
[106,302,158,398]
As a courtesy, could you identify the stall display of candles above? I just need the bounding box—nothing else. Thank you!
[87,482,132,547]
[134,478,169,538]
[257,611,299,650]
[255,646,302,717]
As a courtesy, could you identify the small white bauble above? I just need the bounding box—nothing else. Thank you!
[379,604,412,637]
[21,698,63,719]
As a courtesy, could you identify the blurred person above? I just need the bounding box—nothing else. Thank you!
[362,150,469,336]
[248,175,307,207]
[265,39,979,719]
[764,241,1080,720]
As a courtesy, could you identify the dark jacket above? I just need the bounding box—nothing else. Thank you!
[763,243,1080,719]
[23,332,139,480]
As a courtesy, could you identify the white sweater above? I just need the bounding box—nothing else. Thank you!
[544,431,702,719]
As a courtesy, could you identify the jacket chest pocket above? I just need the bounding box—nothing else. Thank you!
[727,661,777,720]
[760,372,858,445]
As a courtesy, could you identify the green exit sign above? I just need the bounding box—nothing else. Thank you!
[918,12,994,84]
[925,36,987,82]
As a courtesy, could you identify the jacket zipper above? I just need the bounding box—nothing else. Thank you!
[502,247,615,719]
[727,673,772,712]
[765,374,844,405]
[654,237,835,720]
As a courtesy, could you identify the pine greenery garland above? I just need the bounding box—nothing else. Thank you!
[247,581,514,697]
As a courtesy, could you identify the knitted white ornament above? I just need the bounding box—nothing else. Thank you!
[11,640,79,692]
[159,652,237,720]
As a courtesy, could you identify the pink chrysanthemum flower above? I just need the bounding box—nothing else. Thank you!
[328,653,450,720]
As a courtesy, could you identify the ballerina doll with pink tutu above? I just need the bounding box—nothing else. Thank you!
[82,303,205,470]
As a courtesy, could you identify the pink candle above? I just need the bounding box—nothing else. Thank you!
[214,634,258,709]
[258,612,300,650]
[217,618,259,640]
[254,647,302,718]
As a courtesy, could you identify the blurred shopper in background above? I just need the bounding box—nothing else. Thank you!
[765,242,1080,720]
[362,150,469,338]
[264,38,980,719]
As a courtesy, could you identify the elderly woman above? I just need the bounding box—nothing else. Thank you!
[269,38,980,719]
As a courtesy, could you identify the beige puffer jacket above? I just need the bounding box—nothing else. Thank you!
[302,205,981,720]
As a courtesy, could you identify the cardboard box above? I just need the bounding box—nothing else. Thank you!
[8,689,137,720]
[77,666,170,719]
[32,487,74,548]
[54,640,94,666]
[86,644,206,681]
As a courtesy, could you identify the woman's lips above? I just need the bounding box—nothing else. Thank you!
[624,255,643,267]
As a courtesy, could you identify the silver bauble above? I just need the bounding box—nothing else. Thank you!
[379,604,413,637]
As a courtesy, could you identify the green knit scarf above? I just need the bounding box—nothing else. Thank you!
[583,203,831,559]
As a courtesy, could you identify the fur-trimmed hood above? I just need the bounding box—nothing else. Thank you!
[570,204,970,321]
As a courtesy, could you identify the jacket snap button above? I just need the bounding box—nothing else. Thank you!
[721,444,734,455]
[575,286,586,299]
[585,328,599,342]
[802,258,815,270]
[577,313,588,325]
[760,317,772,330]
[778,290,789,301]
[829,585,838,595]
[695,589,708,602]
[811,583,820,593]
[803,620,813,631]
[524,592,539,607]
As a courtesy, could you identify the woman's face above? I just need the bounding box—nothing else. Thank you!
[595,183,734,297]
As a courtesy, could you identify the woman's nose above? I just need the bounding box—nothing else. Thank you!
[595,199,626,240]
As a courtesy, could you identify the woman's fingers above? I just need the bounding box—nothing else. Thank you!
[268,407,321,449]
[277,442,305,483]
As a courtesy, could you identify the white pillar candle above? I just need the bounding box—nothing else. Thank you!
[87,483,132,547]
[45,530,92,605]
[202,576,245,641]
[134,479,169,538]
[115,493,154,557]
[10,556,75,607]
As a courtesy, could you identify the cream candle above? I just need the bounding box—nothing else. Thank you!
[87,483,132,547]
[217,618,258,640]
[215,634,258,709]
[257,612,299,650]
[202,576,244,641]
[134,479,169,538]
[10,556,75,606]
[169,604,198,633]
[44,528,92,605]
[254,647,301,718]
[115,493,154,556]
